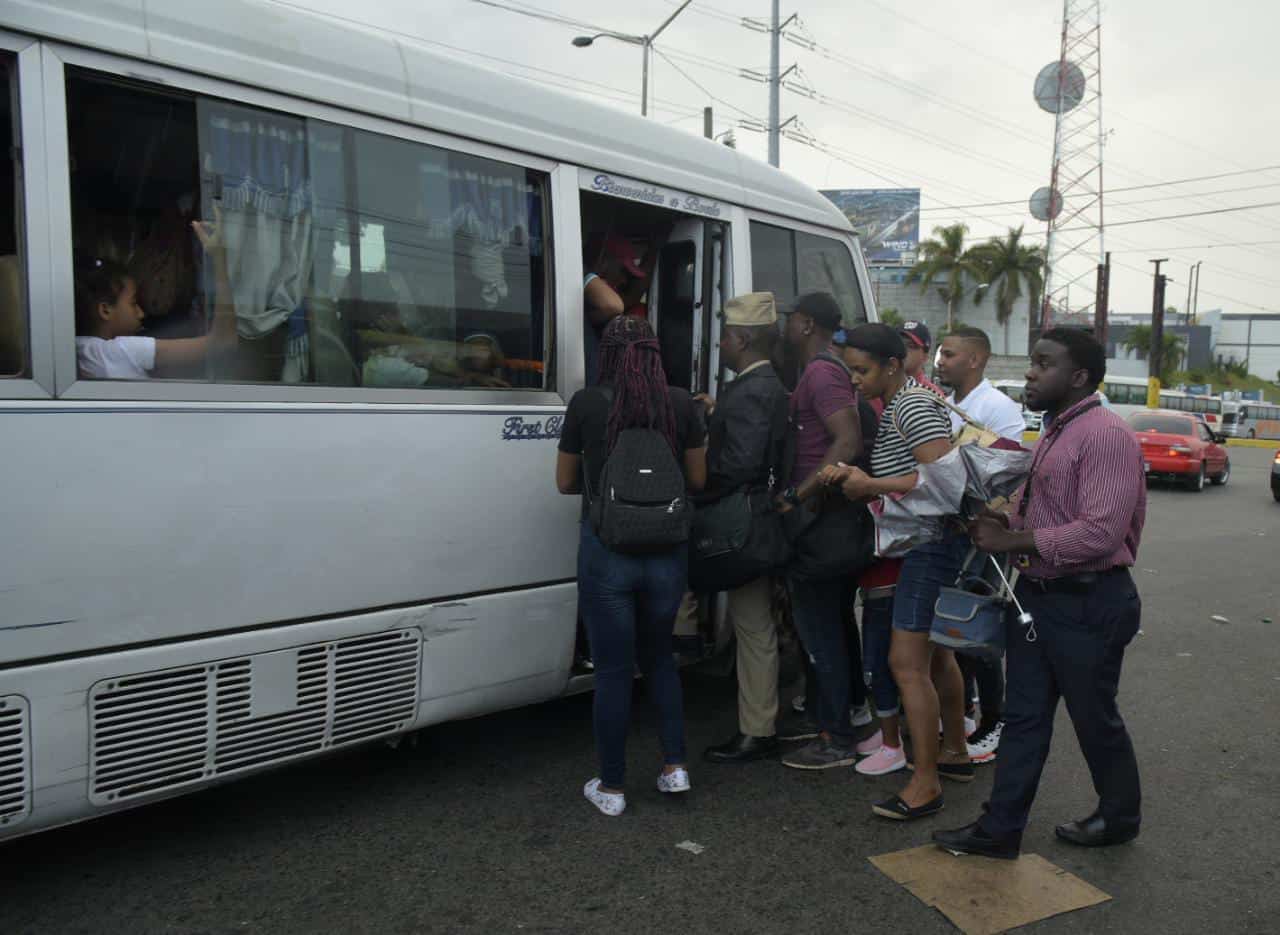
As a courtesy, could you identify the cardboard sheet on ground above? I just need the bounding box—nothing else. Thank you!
[869,846,1110,935]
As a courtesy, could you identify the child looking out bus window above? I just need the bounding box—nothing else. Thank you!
[75,209,236,380]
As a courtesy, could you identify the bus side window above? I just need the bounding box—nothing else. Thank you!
[65,67,551,391]
[749,220,867,326]
[0,55,27,380]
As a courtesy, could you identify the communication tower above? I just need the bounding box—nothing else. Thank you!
[1033,0,1105,331]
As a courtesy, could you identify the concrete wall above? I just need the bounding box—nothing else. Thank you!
[1105,323,1213,372]
[869,267,1032,357]
[1216,314,1280,382]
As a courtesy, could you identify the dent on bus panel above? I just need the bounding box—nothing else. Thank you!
[65,68,551,391]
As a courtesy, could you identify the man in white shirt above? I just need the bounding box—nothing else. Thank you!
[933,324,1024,767]
[935,326,1026,442]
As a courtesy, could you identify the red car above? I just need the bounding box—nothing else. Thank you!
[1129,410,1230,492]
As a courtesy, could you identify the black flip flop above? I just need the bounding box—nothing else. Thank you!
[872,793,945,821]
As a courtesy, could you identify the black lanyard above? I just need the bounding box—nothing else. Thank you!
[1017,398,1101,521]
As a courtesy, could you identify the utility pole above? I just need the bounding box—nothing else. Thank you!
[1094,251,1111,347]
[1191,261,1203,324]
[1148,258,1168,407]
[768,0,780,166]
[1184,263,1195,327]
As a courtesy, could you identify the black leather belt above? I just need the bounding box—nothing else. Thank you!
[1022,567,1128,593]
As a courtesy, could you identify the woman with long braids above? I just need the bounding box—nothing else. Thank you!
[556,315,708,816]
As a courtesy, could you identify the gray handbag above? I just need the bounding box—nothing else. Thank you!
[930,548,1020,658]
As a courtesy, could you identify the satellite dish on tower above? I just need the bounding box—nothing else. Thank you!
[1034,61,1086,113]
[1029,186,1063,221]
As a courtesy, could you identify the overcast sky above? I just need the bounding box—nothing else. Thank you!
[288,0,1279,323]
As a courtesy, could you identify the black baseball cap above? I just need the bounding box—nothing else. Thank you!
[786,291,844,332]
[900,320,932,349]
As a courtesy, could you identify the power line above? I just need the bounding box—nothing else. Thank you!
[651,47,757,119]
[264,0,705,121]
[918,165,1280,212]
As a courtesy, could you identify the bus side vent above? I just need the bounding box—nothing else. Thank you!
[89,629,421,806]
[0,696,32,828]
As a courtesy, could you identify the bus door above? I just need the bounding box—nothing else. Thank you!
[653,217,727,395]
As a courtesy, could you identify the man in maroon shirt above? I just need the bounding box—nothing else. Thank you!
[934,328,1147,859]
[774,292,867,770]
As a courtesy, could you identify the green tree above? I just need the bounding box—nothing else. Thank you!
[1123,325,1185,383]
[877,307,904,328]
[905,223,984,330]
[967,226,1045,325]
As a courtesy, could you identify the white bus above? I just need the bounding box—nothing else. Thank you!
[1228,401,1280,440]
[0,0,876,841]
[1102,376,1224,432]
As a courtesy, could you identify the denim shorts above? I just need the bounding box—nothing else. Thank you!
[891,533,970,634]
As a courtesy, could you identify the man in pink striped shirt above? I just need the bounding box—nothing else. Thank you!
[933,328,1147,860]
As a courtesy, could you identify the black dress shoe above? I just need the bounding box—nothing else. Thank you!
[703,732,780,763]
[933,821,1021,860]
[1055,813,1139,847]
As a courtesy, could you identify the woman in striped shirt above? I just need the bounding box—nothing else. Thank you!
[822,324,973,822]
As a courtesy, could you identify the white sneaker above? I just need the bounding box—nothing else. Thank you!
[938,716,978,737]
[966,721,1003,764]
[657,767,691,793]
[850,702,873,728]
[583,778,626,816]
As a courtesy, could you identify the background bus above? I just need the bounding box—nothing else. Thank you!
[1230,401,1280,440]
[1103,376,1224,432]
[0,0,875,842]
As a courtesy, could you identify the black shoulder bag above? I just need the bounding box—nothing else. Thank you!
[688,379,793,592]
[781,352,875,582]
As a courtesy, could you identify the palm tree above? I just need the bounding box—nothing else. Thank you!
[966,227,1045,354]
[1123,325,1186,384]
[905,223,984,331]
[968,227,1045,325]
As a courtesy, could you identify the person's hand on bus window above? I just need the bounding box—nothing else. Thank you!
[153,207,239,373]
[190,208,225,257]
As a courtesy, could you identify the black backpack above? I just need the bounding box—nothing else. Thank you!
[587,392,692,554]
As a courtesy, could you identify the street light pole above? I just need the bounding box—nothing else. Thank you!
[572,0,692,119]
[641,38,650,117]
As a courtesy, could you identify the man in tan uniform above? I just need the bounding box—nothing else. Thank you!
[700,293,791,763]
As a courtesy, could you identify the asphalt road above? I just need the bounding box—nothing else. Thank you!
[3,448,1278,934]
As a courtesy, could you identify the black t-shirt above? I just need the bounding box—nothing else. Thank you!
[559,384,707,510]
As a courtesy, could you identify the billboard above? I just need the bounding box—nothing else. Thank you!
[820,188,920,265]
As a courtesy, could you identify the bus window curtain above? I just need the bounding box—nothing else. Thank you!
[199,100,316,382]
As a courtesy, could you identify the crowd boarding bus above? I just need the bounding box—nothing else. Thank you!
[0,0,877,841]
[1102,376,1224,432]
[1228,401,1280,440]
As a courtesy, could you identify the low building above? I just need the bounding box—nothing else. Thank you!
[1214,312,1280,382]
[868,266,1031,356]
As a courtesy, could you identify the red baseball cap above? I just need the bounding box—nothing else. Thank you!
[603,234,645,278]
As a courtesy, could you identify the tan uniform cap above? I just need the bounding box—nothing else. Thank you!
[723,292,777,327]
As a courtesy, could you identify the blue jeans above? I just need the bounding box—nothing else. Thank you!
[892,533,971,633]
[787,575,854,744]
[577,523,688,788]
[860,591,899,718]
